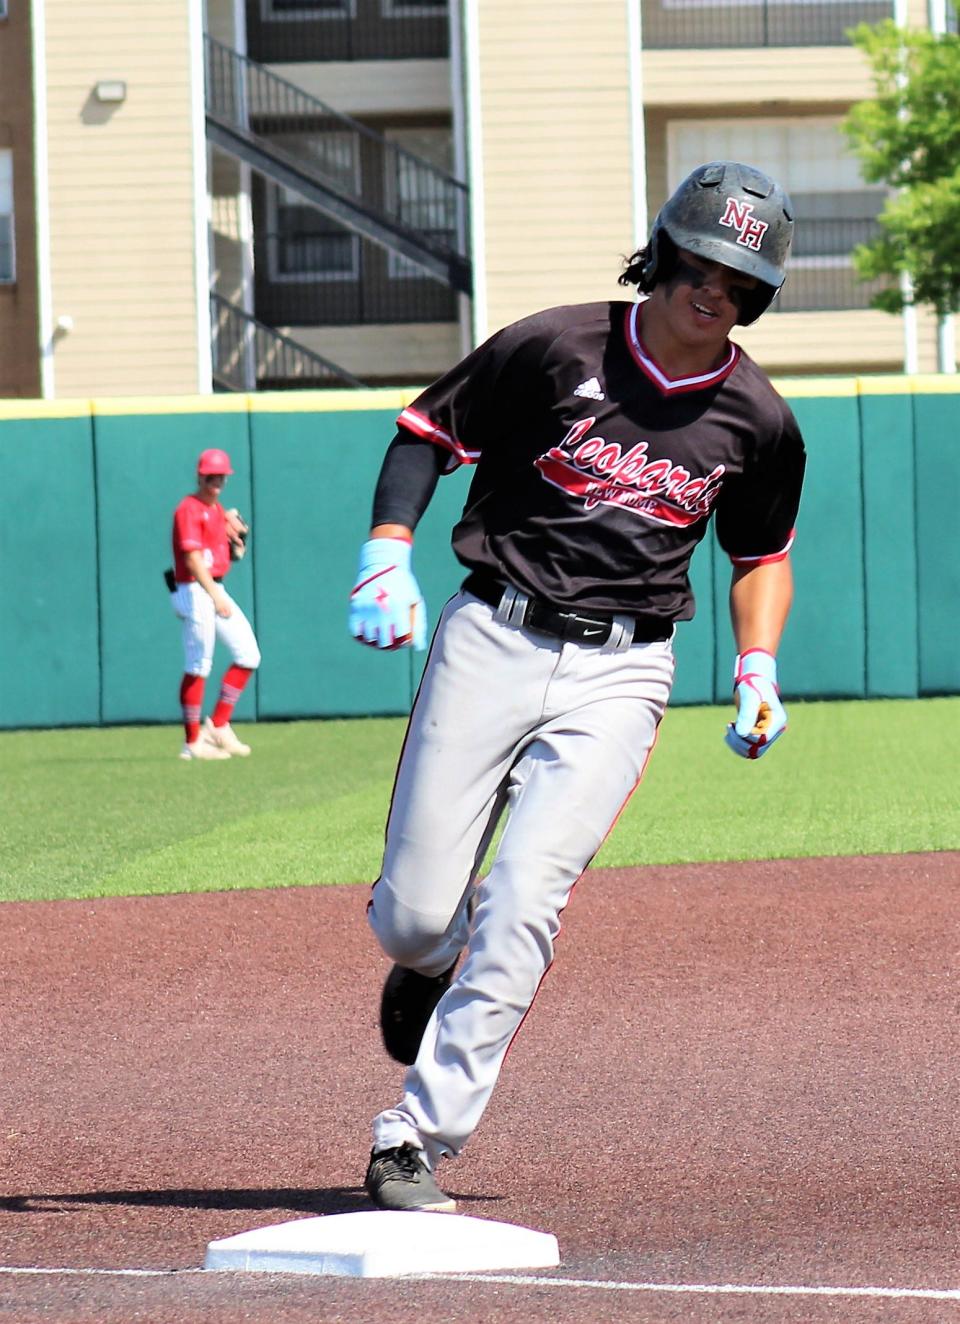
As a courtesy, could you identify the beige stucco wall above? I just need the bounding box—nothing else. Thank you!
[42,0,203,396]
[733,308,953,376]
[641,47,875,108]
[472,0,636,339]
[290,322,461,384]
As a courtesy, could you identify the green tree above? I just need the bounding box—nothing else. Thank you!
[843,19,960,317]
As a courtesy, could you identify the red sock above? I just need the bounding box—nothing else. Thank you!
[212,665,253,728]
[180,674,205,744]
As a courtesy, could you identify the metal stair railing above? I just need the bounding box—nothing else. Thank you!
[204,34,471,294]
[210,293,367,391]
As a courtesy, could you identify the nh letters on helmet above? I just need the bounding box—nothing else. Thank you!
[627,161,795,325]
[718,198,769,252]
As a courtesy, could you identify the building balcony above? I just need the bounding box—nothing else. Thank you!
[246,0,448,64]
[640,0,892,49]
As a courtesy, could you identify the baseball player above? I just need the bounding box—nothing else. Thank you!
[349,161,807,1212]
[170,448,260,760]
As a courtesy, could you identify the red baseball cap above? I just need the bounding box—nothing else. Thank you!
[197,447,234,475]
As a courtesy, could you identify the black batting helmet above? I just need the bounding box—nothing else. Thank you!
[621,161,795,325]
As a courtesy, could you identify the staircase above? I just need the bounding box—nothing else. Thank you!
[210,294,368,392]
[204,35,472,295]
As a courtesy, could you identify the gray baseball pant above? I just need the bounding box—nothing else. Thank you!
[367,589,676,1171]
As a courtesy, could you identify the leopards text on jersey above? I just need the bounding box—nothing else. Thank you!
[395,300,806,624]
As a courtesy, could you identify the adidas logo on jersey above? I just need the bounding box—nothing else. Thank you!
[574,376,605,401]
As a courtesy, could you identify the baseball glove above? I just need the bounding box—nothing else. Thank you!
[225,508,249,561]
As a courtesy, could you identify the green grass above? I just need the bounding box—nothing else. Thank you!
[1,697,957,903]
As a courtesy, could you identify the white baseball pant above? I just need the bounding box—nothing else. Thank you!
[171,581,260,677]
[368,589,675,1171]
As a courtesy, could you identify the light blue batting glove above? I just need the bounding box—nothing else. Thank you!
[349,537,427,651]
[724,649,787,760]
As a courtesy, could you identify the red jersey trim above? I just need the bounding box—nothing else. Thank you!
[625,303,740,395]
[729,528,796,566]
[398,406,480,465]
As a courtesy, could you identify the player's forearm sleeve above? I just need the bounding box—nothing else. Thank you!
[371,431,444,531]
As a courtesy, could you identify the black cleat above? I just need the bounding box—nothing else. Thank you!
[379,961,456,1064]
[365,1143,456,1212]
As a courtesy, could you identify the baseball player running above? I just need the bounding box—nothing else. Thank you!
[349,162,807,1212]
[170,448,260,760]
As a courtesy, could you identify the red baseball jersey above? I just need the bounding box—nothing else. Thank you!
[172,494,231,583]
[396,300,806,623]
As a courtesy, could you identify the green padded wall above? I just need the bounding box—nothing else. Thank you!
[248,397,472,718]
[94,398,255,724]
[247,397,407,720]
[670,533,716,706]
[0,378,957,729]
[773,387,867,699]
[0,407,100,728]
[914,388,960,695]
[859,385,919,698]
[249,400,411,717]
[405,456,473,697]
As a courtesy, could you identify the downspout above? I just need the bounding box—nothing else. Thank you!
[461,0,487,347]
[190,0,213,392]
[449,0,472,359]
[627,0,648,252]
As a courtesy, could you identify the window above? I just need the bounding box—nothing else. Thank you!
[667,118,887,311]
[0,2,7,18]
[260,0,352,19]
[266,186,359,282]
[384,128,457,280]
[0,150,14,283]
[383,0,447,13]
[644,0,892,51]
[264,133,361,283]
[663,0,869,8]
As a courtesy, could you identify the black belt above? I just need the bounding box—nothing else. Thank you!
[463,572,669,646]
[165,572,224,589]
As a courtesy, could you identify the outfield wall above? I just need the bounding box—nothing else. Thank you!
[1,378,958,729]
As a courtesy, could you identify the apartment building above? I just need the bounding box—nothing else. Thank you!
[0,0,956,398]
[205,0,470,388]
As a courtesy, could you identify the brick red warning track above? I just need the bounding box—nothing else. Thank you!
[1,853,959,1322]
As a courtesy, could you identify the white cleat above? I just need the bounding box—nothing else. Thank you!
[204,716,251,757]
[179,730,231,761]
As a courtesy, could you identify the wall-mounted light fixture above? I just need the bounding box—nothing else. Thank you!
[94,80,127,104]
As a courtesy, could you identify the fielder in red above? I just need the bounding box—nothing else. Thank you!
[170,448,259,760]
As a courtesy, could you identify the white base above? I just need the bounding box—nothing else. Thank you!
[204,1210,560,1278]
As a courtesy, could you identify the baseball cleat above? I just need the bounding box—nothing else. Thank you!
[380,961,456,1065]
[203,716,251,756]
[179,732,231,760]
[365,1143,456,1213]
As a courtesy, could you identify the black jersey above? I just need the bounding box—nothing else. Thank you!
[397,301,806,623]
